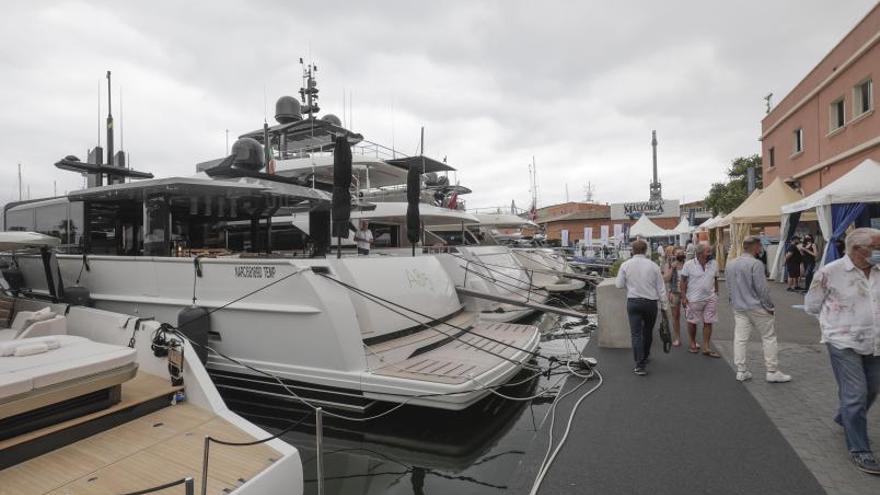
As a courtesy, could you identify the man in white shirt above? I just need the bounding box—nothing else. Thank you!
[805,227,880,475]
[354,220,374,255]
[616,239,668,376]
[680,242,721,357]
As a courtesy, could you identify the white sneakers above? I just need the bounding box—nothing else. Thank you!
[736,370,792,382]
[765,371,792,383]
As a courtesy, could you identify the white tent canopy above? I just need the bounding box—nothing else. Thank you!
[672,218,693,234]
[771,159,880,280]
[628,215,672,238]
[700,214,724,230]
[782,159,880,213]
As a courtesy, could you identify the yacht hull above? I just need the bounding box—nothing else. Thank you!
[12,254,539,411]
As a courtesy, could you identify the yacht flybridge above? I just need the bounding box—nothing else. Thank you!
[2,70,544,412]
[0,232,302,494]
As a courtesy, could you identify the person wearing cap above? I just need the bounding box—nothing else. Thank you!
[725,236,791,383]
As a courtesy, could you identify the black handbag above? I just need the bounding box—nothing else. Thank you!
[659,310,672,353]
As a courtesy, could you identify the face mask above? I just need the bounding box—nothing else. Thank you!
[869,250,880,265]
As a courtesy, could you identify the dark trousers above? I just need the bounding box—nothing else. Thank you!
[627,298,658,369]
[803,261,816,290]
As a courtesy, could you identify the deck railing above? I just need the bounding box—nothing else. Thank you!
[119,477,194,495]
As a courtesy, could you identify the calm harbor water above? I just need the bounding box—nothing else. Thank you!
[224,308,594,495]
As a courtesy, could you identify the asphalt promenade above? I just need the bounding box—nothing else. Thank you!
[511,281,878,495]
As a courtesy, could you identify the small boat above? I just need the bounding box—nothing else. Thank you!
[271,200,549,323]
[0,232,303,494]
[473,213,586,294]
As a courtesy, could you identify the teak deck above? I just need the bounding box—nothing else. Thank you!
[0,373,279,494]
[371,321,537,384]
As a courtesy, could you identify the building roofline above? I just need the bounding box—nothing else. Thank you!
[762,3,880,130]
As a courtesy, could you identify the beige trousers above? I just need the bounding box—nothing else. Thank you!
[733,309,778,373]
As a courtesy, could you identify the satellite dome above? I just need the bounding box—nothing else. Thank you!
[231,138,264,171]
[321,113,342,126]
[275,96,302,124]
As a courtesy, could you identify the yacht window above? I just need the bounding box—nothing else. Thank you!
[68,201,85,248]
[4,209,34,232]
[371,224,399,248]
[34,203,69,242]
[87,201,143,255]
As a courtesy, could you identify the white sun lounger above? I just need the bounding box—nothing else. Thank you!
[0,335,137,421]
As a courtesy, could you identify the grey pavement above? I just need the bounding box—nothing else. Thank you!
[511,281,879,495]
[511,314,824,494]
[712,282,880,495]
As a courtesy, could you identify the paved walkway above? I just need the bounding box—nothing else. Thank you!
[511,282,878,494]
[712,282,879,495]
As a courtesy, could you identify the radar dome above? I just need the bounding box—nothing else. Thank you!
[275,96,302,124]
[231,138,264,171]
[321,113,342,126]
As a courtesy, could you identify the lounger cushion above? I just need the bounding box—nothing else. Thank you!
[13,343,49,357]
[16,315,67,340]
[0,336,136,401]
[0,337,61,356]
[11,307,56,332]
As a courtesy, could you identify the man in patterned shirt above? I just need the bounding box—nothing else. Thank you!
[806,227,880,475]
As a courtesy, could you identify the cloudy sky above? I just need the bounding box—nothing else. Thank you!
[0,0,876,212]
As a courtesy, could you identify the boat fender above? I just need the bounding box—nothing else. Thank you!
[177,305,211,364]
[62,285,92,307]
[1,266,24,294]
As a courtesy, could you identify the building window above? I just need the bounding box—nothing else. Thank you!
[768,147,775,168]
[829,98,845,131]
[793,128,803,154]
[853,79,873,117]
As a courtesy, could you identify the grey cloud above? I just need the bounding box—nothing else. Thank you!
[0,0,876,211]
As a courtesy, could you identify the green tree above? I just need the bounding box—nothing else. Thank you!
[704,154,762,215]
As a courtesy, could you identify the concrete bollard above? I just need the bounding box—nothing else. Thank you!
[597,277,663,349]
[597,278,631,348]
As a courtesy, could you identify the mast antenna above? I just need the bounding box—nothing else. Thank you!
[106,71,114,168]
[97,80,101,147]
[298,58,320,121]
[120,85,123,150]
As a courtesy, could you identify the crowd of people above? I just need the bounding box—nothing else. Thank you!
[615,228,880,475]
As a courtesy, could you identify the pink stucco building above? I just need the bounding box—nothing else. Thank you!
[761,3,880,194]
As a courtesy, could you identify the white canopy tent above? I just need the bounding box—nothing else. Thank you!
[671,218,694,246]
[770,158,880,280]
[672,218,693,234]
[699,214,722,230]
[628,214,673,239]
